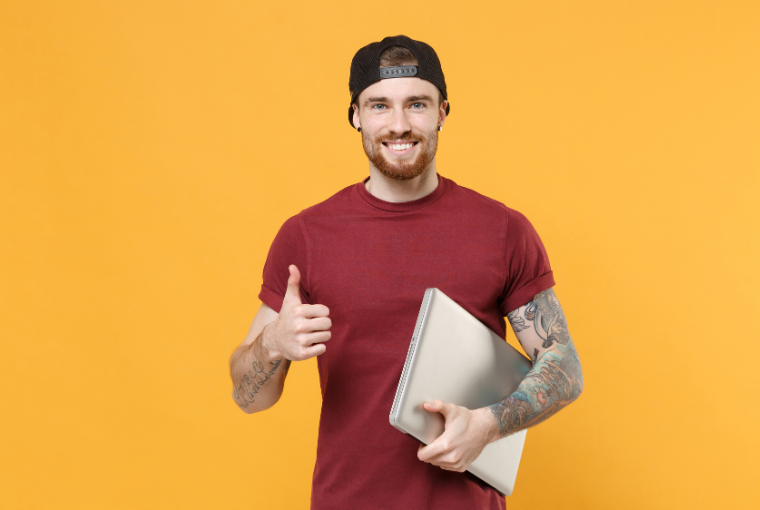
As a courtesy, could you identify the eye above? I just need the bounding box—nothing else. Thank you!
[411,102,425,110]
[371,104,387,110]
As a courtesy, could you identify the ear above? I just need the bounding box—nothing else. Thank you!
[352,104,360,130]
[438,100,448,129]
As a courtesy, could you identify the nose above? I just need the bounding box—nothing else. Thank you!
[388,106,412,136]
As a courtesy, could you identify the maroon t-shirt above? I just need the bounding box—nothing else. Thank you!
[259,175,554,510]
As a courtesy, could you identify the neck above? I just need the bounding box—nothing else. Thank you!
[364,161,439,203]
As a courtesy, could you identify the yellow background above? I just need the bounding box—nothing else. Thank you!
[1,1,758,508]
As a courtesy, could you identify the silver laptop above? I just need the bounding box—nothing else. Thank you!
[389,288,532,496]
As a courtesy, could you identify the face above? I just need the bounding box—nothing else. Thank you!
[353,77,446,181]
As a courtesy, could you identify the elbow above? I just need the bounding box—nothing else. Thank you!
[566,349,584,403]
[238,402,257,415]
[234,398,262,415]
[232,391,280,415]
[560,377,583,411]
[573,364,584,402]
[573,376,584,402]
[231,387,260,415]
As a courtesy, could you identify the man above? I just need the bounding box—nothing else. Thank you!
[229,35,583,509]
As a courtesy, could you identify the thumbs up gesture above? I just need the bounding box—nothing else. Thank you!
[261,265,332,361]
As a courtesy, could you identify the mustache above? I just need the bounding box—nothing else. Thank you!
[375,131,424,143]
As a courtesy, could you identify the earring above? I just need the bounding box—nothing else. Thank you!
[438,126,442,131]
[357,127,361,133]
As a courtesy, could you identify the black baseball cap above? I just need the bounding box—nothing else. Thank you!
[348,35,450,128]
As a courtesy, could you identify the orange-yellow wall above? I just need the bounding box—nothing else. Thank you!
[1,1,758,508]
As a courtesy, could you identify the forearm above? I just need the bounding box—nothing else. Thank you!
[487,340,583,439]
[229,325,291,414]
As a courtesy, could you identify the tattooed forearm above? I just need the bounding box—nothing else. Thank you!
[489,345,583,437]
[232,359,287,409]
[493,289,583,437]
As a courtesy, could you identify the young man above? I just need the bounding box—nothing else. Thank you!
[229,35,583,509]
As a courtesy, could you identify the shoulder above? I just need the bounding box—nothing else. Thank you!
[271,183,358,236]
[446,178,507,210]
[444,177,533,229]
[294,182,358,222]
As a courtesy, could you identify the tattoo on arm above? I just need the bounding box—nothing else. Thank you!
[524,288,571,349]
[507,309,529,332]
[232,358,287,409]
[491,289,583,437]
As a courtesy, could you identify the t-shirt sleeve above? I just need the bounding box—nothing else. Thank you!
[499,208,555,315]
[258,215,310,312]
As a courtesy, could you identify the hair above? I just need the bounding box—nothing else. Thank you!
[377,46,444,107]
[378,45,419,67]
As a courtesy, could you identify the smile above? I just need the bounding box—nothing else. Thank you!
[383,141,418,153]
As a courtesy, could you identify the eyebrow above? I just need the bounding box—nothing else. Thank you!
[363,96,390,105]
[406,95,434,103]
[363,95,435,106]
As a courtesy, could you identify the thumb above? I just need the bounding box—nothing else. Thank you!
[283,265,302,304]
[424,400,454,418]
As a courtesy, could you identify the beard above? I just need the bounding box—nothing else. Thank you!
[362,127,438,181]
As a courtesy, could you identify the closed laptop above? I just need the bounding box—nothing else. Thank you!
[389,288,532,496]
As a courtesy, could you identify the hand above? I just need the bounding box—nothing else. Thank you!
[261,265,331,361]
[417,400,497,473]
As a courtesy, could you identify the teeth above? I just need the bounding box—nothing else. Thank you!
[388,143,413,151]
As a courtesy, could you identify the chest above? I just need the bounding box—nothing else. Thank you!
[304,213,507,334]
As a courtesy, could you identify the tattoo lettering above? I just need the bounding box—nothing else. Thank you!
[232,359,283,408]
[507,309,529,332]
[524,289,571,349]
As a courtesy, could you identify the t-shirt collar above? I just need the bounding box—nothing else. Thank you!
[355,174,448,212]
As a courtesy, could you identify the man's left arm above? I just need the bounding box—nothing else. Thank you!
[417,288,584,472]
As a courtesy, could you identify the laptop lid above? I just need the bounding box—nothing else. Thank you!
[389,288,532,496]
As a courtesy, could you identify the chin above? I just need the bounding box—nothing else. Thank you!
[376,161,428,181]
[364,135,438,181]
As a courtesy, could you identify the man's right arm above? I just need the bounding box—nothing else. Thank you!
[229,303,287,414]
[229,265,331,414]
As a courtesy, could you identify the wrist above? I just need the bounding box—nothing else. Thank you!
[255,323,282,362]
[475,407,500,444]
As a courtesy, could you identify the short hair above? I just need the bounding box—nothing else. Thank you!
[378,45,419,67]
[378,46,444,107]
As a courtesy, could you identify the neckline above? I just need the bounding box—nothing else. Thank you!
[355,174,448,212]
